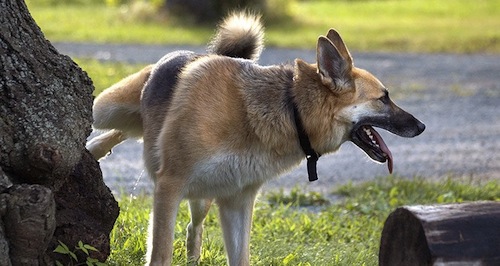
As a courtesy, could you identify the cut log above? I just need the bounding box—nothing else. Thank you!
[379,201,500,266]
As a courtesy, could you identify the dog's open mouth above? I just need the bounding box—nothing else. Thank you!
[350,125,393,174]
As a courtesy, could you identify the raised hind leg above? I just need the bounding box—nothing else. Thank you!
[86,129,125,160]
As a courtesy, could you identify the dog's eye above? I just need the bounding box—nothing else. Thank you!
[378,90,390,104]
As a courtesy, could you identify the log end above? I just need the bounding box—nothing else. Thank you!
[379,207,432,266]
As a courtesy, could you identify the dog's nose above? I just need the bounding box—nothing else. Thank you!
[416,120,426,134]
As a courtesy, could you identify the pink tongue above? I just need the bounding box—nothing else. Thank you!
[370,128,394,174]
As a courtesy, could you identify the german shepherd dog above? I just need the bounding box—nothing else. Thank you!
[87,12,424,265]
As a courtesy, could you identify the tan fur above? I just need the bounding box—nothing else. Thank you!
[93,64,153,136]
[86,129,125,159]
[87,65,152,160]
[87,13,424,266]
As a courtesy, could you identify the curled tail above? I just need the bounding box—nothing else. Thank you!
[87,12,264,160]
[208,11,264,60]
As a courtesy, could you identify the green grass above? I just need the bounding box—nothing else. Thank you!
[27,0,500,53]
[108,195,150,265]
[106,176,499,265]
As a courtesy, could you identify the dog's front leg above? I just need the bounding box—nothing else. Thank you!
[186,199,213,263]
[216,185,260,266]
[148,178,185,266]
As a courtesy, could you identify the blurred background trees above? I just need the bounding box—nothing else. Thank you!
[167,0,294,23]
[165,0,266,23]
[33,0,295,24]
[129,0,295,24]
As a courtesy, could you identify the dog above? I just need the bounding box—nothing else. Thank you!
[87,12,425,266]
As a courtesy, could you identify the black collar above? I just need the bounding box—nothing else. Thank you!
[290,98,321,182]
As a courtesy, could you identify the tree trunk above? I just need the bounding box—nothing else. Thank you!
[379,201,500,266]
[0,0,119,264]
[1,182,56,265]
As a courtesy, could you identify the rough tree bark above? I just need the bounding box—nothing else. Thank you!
[0,0,119,264]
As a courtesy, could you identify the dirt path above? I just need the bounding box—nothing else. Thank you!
[55,42,500,195]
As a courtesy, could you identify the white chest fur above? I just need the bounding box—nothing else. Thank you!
[185,150,302,199]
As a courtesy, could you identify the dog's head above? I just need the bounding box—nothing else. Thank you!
[314,29,425,173]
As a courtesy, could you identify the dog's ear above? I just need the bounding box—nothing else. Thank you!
[326,29,353,66]
[317,36,353,91]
